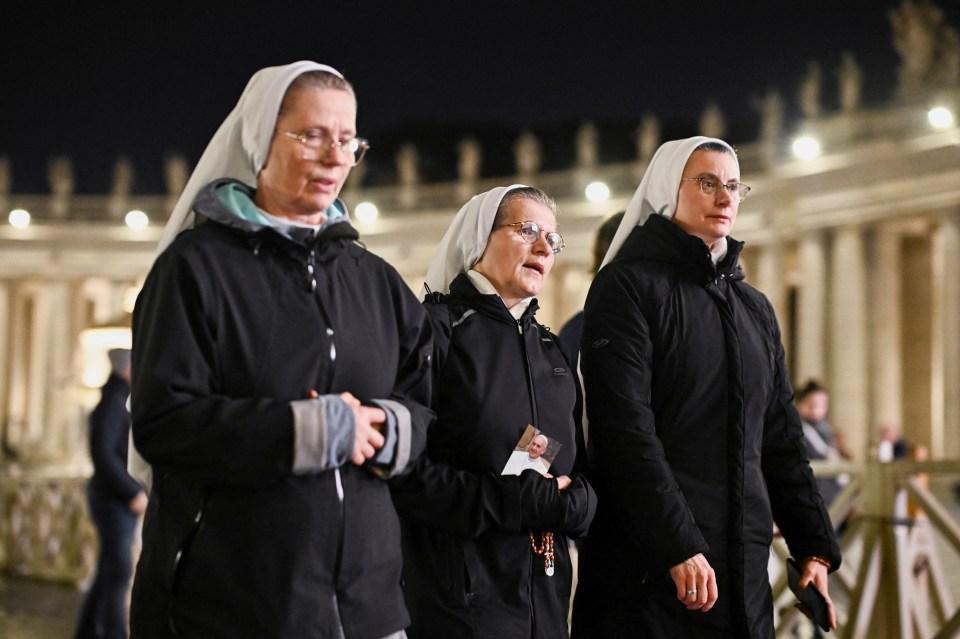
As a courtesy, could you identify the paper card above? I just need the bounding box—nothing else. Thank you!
[500,424,561,476]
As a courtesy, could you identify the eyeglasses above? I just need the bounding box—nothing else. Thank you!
[681,176,751,200]
[278,129,370,165]
[497,221,565,254]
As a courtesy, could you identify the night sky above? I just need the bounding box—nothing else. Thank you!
[3,1,959,194]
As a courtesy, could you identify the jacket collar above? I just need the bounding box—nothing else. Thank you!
[617,214,745,282]
[446,272,540,324]
[192,178,360,249]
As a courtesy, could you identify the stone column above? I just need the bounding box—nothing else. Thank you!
[40,280,72,461]
[0,282,9,448]
[796,232,828,384]
[7,282,51,456]
[931,212,960,457]
[456,137,482,203]
[829,225,869,459]
[395,143,420,209]
[752,244,787,337]
[514,130,542,183]
[868,228,903,437]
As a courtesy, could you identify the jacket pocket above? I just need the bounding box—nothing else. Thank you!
[434,532,473,607]
[169,492,209,604]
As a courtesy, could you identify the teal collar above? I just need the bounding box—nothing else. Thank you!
[215,181,346,231]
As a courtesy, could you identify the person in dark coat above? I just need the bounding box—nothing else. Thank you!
[74,348,147,639]
[129,62,434,639]
[571,137,841,639]
[390,185,596,638]
[796,379,850,509]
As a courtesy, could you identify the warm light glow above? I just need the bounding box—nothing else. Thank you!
[125,209,149,229]
[792,136,821,160]
[8,208,30,228]
[928,106,955,129]
[354,201,379,223]
[585,181,610,203]
[79,326,132,388]
[122,286,141,314]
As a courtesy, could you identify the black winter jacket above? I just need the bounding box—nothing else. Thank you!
[572,216,840,639]
[390,274,596,639]
[130,181,434,639]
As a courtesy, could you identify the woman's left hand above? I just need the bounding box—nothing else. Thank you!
[798,558,837,630]
[544,473,572,491]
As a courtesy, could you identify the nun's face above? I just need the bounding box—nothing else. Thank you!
[255,87,356,223]
[673,150,740,248]
[473,198,556,309]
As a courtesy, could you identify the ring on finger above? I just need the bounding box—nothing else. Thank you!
[686,589,697,597]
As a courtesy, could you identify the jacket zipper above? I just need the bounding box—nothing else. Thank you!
[518,318,540,429]
[308,247,348,636]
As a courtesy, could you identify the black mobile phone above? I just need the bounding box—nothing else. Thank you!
[786,557,831,632]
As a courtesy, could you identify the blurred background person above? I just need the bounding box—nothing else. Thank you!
[73,348,147,639]
[795,380,851,509]
[875,422,908,462]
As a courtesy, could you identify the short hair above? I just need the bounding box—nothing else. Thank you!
[796,379,827,402]
[492,186,559,231]
[695,141,737,157]
[592,211,625,274]
[279,70,356,117]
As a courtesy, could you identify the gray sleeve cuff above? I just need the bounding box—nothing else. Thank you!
[368,399,413,477]
[290,395,355,473]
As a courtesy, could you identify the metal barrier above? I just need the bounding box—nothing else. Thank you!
[3,459,960,637]
[772,459,960,639]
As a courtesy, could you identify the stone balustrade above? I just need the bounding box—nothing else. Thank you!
[0,469,95,584]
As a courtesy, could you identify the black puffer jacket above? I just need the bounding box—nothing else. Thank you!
[390,273,596,639]
[572,215,840,639]
[130,180,434,639]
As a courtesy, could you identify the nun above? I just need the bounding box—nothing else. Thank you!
[129,61,434,639]
[390,185,596,638]
[571,137,840,638]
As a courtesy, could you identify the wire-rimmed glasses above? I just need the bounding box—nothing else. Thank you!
[497,220,565,254]
[278,129,370,165]
[681,176,751,200]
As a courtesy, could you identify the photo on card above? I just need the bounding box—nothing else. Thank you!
[500,424,561,477]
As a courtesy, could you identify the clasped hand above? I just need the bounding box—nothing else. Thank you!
[309,390,386,466]
[338,391,386,466]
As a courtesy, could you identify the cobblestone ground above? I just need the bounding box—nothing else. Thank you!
[0,577,81,639]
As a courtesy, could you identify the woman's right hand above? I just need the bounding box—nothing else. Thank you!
[670,553,718,612]
[338,391,386,466]
[128,490,148,514]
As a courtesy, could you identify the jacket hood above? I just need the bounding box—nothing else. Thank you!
[192,178,360,248]
[618,214,745,280]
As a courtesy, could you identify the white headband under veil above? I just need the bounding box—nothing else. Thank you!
[421,184,528,299]
[599,136,737,270]
[154,61,345,260]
